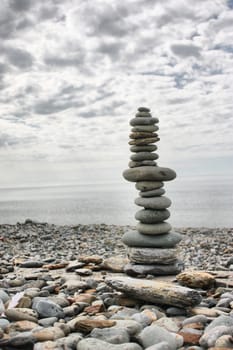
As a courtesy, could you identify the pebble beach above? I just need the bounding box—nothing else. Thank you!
[1,221,233,349]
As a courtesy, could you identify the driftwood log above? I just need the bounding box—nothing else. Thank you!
[106,276,202,308]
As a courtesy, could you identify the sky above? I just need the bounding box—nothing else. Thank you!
[0,0,233,187]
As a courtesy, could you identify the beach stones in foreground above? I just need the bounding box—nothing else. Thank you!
[122,107,182,276]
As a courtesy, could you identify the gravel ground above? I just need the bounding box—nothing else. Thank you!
[1,221,233,271]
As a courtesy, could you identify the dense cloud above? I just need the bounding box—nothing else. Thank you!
[0,0,233,184]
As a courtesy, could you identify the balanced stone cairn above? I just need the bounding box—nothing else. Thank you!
[122,107,183,277]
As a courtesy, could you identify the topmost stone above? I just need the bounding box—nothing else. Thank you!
[138,107,150,112]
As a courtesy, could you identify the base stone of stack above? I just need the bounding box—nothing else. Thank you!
[124,261,184,277]
[122,230,182,248]
[128,247,177,264]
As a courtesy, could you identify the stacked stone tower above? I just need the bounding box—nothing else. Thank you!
[122,107,183,277]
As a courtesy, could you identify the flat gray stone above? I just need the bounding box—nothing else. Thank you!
[135,196,171,209]
[77,338,142,350]
[128,247,177,264]
[129,161,157,168]
[138,107,150,112]
[122,230,182,247]
[130,117,159,126]
[136,181,163,191]
[130,145,157,152]
[135,209,170,223]
[32,298,64,319]
[131,152,158,161]
[90,327,130,344]
[131,125,159,133]
[139,188,165,197]
[137,222,172,235]
[129,137,159,146]
[123,167,176,182]
[130,131,157,139]
[135,111,152,117]
[124,262,183,277]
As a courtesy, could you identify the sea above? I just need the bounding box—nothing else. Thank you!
[0,175,233,227]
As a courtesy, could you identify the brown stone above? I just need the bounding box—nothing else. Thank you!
[43,262,68,270]
[102,256,129,272]
[182,322,205,330]
[178,328,203,345]
[177,271,215,289]
[72,293,96,304]
[189,307,219,317]
[78,255,103,264]
[5,320,38,333]
[74,319,116,333]
[33,327,65,341]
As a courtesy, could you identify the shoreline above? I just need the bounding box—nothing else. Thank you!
[0,221,233,271]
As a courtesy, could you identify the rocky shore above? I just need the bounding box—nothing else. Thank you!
[0,221,233,349]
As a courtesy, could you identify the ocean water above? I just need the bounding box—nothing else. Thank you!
[0,175,232,227]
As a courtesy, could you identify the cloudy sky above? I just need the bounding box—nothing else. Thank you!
[0,0,233,187]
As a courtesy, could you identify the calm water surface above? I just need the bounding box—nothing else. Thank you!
[0,175,232,227]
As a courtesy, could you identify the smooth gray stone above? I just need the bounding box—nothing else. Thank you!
[139,188,165,197]
[77,338,142,350]
[129,161,157,168]
[131,152,158,161]
[137,324,183,349]
[137,222,172,235]
[0,289,10,303]
[132,125,159,133]
[135,196,171,209]
[32,298,64,318]
[138,106,150,112]
[135,111,152,117]
[135,209,170,223]
[90,327,130,344]
[130,145,157,152]
[0,318,10,331]
[124,262,183,277]
[128,247,177,264]
[122,230,182,247]
[38,316,58,327]
[130,117,159,126]
[199,325,233,348]
[136,181,163,191]
[123,166,176,182]
[205,315,233,332]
